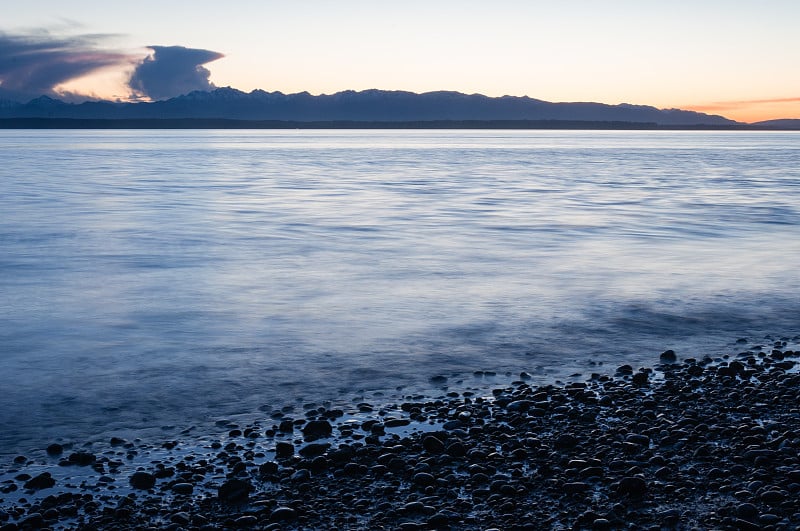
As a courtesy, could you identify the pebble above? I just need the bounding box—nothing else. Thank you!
[218,478,251,504]
[129,471,156,490]
[3,345,800,530]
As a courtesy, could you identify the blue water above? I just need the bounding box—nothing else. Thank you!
[1,129,799,454]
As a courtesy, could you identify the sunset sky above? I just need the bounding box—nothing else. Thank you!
[2,0,799,123]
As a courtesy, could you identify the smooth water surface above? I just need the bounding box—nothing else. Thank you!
[1,130,799,453]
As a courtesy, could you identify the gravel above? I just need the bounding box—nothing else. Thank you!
[2,338,800,530]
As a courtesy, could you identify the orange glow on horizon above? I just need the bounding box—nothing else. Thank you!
[685,97,800,124]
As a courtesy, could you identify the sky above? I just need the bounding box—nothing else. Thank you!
[1,0,799,123]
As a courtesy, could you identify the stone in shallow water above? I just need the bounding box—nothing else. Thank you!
[68,452,96,466]
[24,472,55,491]
[302,419,333,440]
[46,443,63,456]
[218,478,251,504]
[275,441,294,458]
[129,471,156,490]
[660,350,677,363]
[299,442,330,458]
[171,482,193,495]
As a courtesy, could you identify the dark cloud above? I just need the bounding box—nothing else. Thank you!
[129,46,224,101]
[0,31,132,101]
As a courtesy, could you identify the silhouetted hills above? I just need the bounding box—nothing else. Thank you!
[752,119,800,129]
[0,87,742,126]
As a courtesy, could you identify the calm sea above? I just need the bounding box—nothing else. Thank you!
[1,129,799,453]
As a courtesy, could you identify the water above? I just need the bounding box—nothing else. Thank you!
[1,129,799,454]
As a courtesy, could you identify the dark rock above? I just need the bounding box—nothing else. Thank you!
[732,519,762,531]
[129,471,156,490]
[760,489,785,505]
[172,482,194,495]
[291,469,310,481]
[427,512,450,528]
[555,433,579,449]
[413,472,436,486]
[736,503,759,520]
[170,512,191,525]
[423,435,445,453]
[563,482,590,494]
[67,451,96,466]
[617,476,647,498]
[270,506,297,522]
[45,444,63,456]
[592,519,612,530]
[20,513,44,529]
[660,350,677,363]
[234,515,258,527]
[616,365,633,375]
[275,441,294,458]
[259,461,279,475]
[506,400,532,412]
[23,472,55,491]
[299,442,330,458]
[302,419,333,440]
[219,478,251,504]
[446,441,467,457]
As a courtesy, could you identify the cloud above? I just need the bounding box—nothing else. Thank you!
[129,46,224,101]
[687,97,800,112]
[0,30,133,101]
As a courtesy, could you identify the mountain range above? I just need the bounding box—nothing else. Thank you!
[0,87,750,126]
[0,87,800,128]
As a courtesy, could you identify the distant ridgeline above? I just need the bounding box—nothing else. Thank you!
[0,87,796,128]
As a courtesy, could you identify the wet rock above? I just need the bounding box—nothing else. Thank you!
[270,506,297,522]
[172,482,194,495]
[23,472,55,491]
[736,503,759,520]
[660,350,677,363]
[446,441,467,457]
[275,441,294,458]
[413,472,436,486]
[760,489,785,505]
[563,482,590,494]
[234,515,258,527]
[219,478,251,504]
[67,451,96,466]
[299,442,330,458]
[617,476,647,499]
[129,471,156,490]
[302,419,333,440]
[170,512,191,525]
[423,435,445,453]
[427,512,451,528]
[555,433,579,449]
[45,444,63,456]
[20,513,44,529]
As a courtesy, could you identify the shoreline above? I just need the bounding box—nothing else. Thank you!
[2,338,800,530]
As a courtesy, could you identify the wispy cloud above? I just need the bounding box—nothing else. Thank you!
[0,30,134,101]
[686,97,800,112]
[129,46,224,101]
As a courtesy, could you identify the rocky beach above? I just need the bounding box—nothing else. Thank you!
[2,337,800,530]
